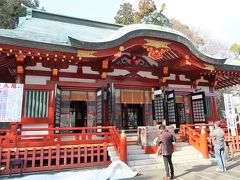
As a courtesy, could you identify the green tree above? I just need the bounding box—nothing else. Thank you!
[114,2,134,25]
[229,43,240,59]
[0,0,40,29]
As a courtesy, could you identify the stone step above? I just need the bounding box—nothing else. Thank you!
[128,154,157,160]
[131,158,215,172]
[127,136,138,142]
[108,142,205,170]
[172,153,203,161]
[127,145,141,150]
[173,149,201,156]
[176,145,197,151]
[128,150,202,161]
[128,148,145,155]
[128,158,161,167]
[125,133,138,136]
[128,152,204,167]
[175,142,191,147]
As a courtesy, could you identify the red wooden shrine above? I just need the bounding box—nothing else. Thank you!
[0,8,240,175]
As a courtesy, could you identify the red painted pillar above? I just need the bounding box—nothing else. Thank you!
[200,128,209,159]
[211,97,219,119]
[14,60,25,145]
[48,89,55,133]
[120,130,127,164]
[209,86,219,120]
[16,55,25,84]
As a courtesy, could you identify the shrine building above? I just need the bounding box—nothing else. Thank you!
[0,8,240,132]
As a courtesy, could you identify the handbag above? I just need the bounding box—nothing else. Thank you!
[153,137,159,146]
[157,144,163,156]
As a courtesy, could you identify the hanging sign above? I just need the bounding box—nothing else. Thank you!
[223,94,237,129]
[0,83,24,122]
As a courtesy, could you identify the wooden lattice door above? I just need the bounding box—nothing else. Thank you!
[191,92,207,123]
[166,90,178,127]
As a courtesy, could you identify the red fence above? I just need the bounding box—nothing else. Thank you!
[0,126,127,175]
[180,124,240,158]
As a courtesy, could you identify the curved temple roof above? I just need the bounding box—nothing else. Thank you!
[0,8,226,65]
[69,24,226,65]
[0,8,240,89]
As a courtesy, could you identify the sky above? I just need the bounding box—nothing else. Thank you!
[40,0,240,47]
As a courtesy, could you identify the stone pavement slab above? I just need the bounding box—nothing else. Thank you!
[126,158,240,180]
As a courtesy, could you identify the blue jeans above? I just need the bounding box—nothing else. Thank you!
[214,147,226,170]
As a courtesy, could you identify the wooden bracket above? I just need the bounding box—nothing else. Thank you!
[194,79,200,86]
[17,66,24,74]
[52,68,59,76]
[102,59,109,70]
[16,54,25,62]
[101,72,107,79]
[162,77,167,83]
[163,66,168,75]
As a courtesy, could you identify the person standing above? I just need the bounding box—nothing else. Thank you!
[157,125,176,180]
[210,121,227,172]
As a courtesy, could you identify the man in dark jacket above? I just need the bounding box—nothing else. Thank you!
[157,125,176,180]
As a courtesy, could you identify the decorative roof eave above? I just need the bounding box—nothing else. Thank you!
[0,36,76,53]
[69,28,226,65]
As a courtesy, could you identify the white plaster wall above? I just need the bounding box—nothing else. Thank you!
[82,66,99,75]
[25,75,50,85]
[21,124,48,136]
[59,77,96,83]
[137,71,158,79]
[60,65,78,73]
[179,74,191,81]
[26,62,51,71]
[107,69,129,76]
[167,74,176,80]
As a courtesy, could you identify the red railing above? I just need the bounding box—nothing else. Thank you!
[0,126,127,175]
[180,124,240,158]
[109,128,127,163]
[179,124,208,158]
[0,143,109,175]
[1,126,117,148]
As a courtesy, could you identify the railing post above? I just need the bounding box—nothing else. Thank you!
[120,130,127,164]
[200,128,209,159]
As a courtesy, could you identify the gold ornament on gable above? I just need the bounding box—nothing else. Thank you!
[144,39,170,49]
[77,50,97,58]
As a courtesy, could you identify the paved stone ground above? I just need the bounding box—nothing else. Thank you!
[127,157,240,180]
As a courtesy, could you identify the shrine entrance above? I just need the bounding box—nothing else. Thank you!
[176,103,186,125]
[122,104,144,129]
[70,101,87,127]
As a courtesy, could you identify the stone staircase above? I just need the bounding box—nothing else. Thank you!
[108,142,215,172]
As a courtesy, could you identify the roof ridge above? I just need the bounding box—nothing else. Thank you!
[31,9,122,30]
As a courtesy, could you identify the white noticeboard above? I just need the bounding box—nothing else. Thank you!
[223,93,237,136]
[0,83,24,122]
